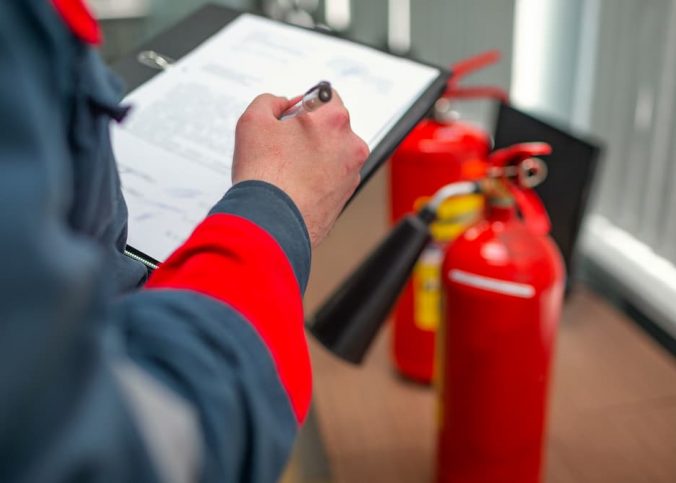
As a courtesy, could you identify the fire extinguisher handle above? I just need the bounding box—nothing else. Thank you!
[489,143,552,168]
[449,50,501,83]
[445,50,509,102]
[444,86,509,104]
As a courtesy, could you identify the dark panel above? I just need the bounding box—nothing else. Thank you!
[493,103,602,281]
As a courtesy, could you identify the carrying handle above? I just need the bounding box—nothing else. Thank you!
[444,50,509,103]
[487,143,553,235]
[488,142,551,168]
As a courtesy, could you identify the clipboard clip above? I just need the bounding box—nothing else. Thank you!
[137,50,175,71]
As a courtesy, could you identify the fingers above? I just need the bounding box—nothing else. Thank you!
[305,88,369,169]
[306,90,351,131]
[241,94,291,122]
[353,136,370,168]
[330,88,345,107]
[242,89,346,126]
[328,90,369,166]
[237,90,368,169]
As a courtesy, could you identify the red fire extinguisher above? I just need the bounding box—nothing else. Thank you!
[390,50,508,383]
[437,143,565,483]
[309,143,565,481]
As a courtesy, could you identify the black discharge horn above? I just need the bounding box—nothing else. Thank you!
[307,181,480,364]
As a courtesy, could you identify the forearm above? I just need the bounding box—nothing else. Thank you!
[143,180,312,418]
[0,2,312,481]
[116,181,313,481]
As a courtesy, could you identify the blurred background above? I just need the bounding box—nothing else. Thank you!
[96,1,676,481]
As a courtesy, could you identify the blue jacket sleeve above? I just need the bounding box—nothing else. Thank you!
[0,2,312,482]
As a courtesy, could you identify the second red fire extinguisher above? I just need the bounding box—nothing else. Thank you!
[390,50,508,383]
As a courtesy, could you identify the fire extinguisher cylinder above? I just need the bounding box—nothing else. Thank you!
[308,181,479,364]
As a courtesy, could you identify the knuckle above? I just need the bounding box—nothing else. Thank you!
[346,136,369,170]
[350,173,361,192]
[236,109,256,130]
[329,107,350,128]
[331,88,344,106]
[355,138,370,162]
[346,158,361,173]
[253,93,273,104]
[245,94,273,114]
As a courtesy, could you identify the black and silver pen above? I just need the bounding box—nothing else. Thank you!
[280,81,333,120]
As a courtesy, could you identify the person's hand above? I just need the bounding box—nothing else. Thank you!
[232,92,370,248]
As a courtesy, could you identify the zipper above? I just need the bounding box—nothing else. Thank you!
[123,248,159,270]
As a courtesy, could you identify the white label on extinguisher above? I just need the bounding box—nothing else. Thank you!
[449,269,535,299]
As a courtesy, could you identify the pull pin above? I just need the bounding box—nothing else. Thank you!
[137,50,175,71]
[487,158,548,189]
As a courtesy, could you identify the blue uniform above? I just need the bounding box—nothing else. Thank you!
[0,1,313,482]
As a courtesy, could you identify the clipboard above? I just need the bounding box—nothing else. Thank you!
[111,4,450,268]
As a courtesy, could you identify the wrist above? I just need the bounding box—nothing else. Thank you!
[210,180,312,293]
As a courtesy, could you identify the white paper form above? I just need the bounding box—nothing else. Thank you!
[112,14,440,262]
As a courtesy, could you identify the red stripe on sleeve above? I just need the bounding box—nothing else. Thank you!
[51,0,102,45]
[145,214,312,423]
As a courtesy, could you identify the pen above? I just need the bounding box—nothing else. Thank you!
[280,81,333,120]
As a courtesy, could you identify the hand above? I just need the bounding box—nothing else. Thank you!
[232,92,370,248]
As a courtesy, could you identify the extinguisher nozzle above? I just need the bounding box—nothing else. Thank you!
[307,180,480,364]
[307,213,432,363]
